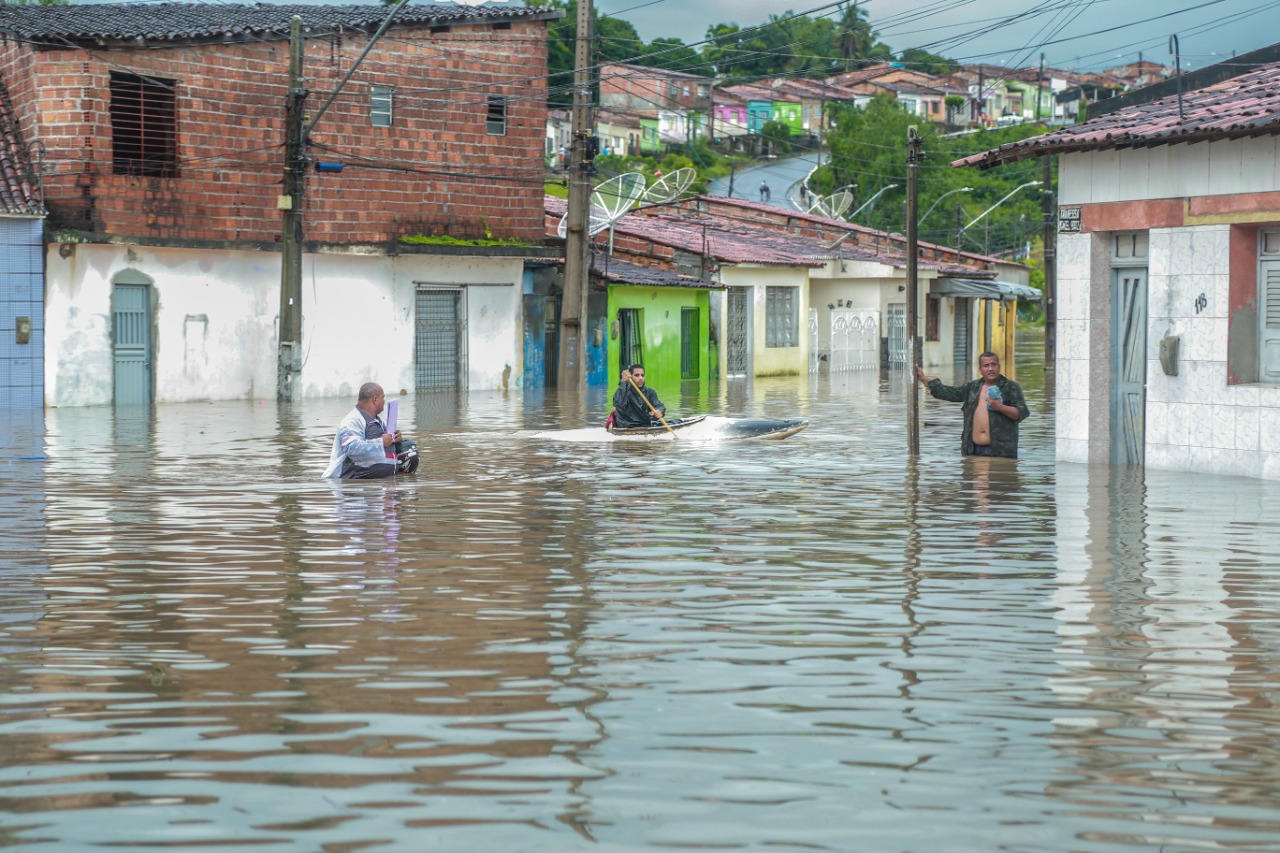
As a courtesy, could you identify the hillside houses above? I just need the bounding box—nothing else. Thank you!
[561,57,1164,161]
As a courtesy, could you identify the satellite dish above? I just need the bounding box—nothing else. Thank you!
[555,208,613,239]
[808,190,853,220]
[556,172,646,239]
[641,167,696,205]
[591,172,646,220]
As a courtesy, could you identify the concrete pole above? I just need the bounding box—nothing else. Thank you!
[277,16,305,402]
[905,126,921,456]
[557,0,594,389]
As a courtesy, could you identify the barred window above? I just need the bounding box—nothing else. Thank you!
[110,71,177,177]
[765,286,798,348]
[486,95,507,135]
[371,86,394,127]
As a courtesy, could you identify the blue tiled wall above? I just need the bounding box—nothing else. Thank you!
[0,217,44,409]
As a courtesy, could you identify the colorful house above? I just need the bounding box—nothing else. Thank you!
[596,257,721,402]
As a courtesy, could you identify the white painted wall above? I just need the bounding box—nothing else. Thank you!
[1059,136,1280,205]
[45,244,525,407]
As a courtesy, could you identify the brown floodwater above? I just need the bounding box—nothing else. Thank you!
[2,334,1280,851]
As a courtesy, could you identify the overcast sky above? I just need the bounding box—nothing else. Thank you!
[591,0,1279,73]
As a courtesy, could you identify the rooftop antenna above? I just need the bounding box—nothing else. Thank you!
[1169,34,1184,119]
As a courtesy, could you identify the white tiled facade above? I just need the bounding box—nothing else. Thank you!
[1055,140,1280,478]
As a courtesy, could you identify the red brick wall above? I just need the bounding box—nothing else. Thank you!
[3,21,550,245]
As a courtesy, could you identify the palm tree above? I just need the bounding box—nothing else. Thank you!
[835,2,874,71]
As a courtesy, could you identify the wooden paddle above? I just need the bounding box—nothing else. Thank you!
[625,374,678,439]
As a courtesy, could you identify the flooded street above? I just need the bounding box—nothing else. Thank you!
[4,336,1280,852]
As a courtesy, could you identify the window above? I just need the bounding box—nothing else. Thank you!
[110,71,177,177]
[486,95,507,135]
[1261,229,1280,382]
[926,296,940,341]
[618,309,643,369]
[371,86,393,127]
[697,84,710,99]
[681,308,700,379]
[765,286,798,348]
[667,83,678,99]
[682,85,690,97]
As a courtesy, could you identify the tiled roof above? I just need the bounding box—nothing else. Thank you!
[600,62,711,82]
[592,255,720,289]
[0,3,561,46]
[0,82,41,216]
[954,59,1280,169]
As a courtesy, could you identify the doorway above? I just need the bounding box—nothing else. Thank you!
[112,282,152,405]
[1110,233,1148,466]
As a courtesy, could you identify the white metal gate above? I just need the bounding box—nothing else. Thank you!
[830,308,879,371]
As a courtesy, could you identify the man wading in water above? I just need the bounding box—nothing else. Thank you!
[915,351,1030,458]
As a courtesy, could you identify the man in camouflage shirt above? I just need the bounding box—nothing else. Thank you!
[915,352,1030,459]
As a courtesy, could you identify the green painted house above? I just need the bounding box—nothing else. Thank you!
[593,257,721,412]
[770,99,803,136]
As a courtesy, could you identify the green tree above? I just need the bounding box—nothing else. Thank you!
[897,48,958,76]
[816,95,1051,253]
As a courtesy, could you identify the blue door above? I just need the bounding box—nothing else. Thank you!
[1110,267,1147,466]
[112,284,151,405]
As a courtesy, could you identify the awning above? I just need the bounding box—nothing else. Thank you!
[932,278,1042,301]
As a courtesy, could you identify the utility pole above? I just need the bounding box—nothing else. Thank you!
[277,16,305,402]
[1042,153,1056,369]
[1036,53,1044,123]
[558,0,594,389]
[905,126,922,456]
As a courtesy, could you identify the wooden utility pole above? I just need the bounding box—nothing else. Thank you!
[557,0,594,389]
[905,126,922,456]
[1042,153,1056,368]
[277,16,305,402]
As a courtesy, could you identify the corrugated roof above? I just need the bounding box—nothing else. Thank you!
[954,58,1280,170]
[0,3,561,47]
[592,256,720,289]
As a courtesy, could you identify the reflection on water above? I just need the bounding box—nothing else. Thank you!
[3,336,1280,850]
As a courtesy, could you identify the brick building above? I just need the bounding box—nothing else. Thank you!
[0,3,560,405]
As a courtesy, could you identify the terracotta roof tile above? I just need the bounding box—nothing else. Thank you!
[0,82,41,216]
[0,3,560,46]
